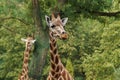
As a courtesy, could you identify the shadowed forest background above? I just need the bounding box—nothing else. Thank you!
[0,0,120,80]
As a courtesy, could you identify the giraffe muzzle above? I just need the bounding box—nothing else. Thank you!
[61,33,68,40]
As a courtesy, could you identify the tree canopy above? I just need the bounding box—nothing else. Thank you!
[0,0,120,80]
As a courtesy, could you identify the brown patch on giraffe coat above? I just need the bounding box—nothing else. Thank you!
[50,52,54,61]
[47,76,51,80]
[25,48,30,52]
[52,39,55,42]
[54,73,60,78]
[48,77,50,80]
[53,41,56,47]
[24,58,28,64]
[51,62,55,70]
[56,65,59,72]
[21,76,24,80]
[55,55,59,64]
[67,74,70,80]
[59,65,63,71]
[24,53,29,57]
[59,78,62,80]
[59,76,64,80]
[53,48,57,54]
[24,74,27,79]
[22,65,28,72]
[50,43,53,50]
[51,76,54,80]
[22,69,25,74]
[51,70,55,76]
[61,70,67,79]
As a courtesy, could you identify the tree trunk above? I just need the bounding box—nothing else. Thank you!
[29,0,49,80]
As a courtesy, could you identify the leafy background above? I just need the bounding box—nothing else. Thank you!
[0,0,120,80]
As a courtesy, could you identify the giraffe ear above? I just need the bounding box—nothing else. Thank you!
[62,18,68,26]
[21,38,27,42]
[45,15,51,26]
[31,40,36,43]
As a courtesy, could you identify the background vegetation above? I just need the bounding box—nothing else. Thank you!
[0,0,120,80]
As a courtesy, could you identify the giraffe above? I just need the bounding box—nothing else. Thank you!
[18,35,36,80]
[45,13,74,80]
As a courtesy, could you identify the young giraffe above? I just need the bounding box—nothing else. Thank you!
[45,13,74,80]
[18,36,36,80]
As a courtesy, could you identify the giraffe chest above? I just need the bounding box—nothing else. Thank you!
[48,69,73,80]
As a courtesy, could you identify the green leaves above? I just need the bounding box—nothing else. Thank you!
[66,59,74,77]
[80,19,120,80]
[0,0,120,80]
[0,0,34,79]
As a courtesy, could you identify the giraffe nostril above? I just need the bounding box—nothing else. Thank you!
[62,32,66,34]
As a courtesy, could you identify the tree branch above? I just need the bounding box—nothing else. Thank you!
[90,11,120,17]
[0,25,17,35]
[74,9,120,17]
[0,17,32,25]
[4,27,17,35]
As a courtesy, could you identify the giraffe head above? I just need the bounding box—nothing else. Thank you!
[21,36,36,51]
[45,13,68,40]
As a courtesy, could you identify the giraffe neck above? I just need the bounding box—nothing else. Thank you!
[18,49,30,80]
[49,32,63,79]
[48,32,74,80]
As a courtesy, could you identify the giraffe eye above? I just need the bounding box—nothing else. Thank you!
[51,25,55,28]
[28,42,30,44]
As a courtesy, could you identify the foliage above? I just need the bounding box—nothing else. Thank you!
[0,0,120,80]
[0,0,34,80]
[114,67,120,80]
[69,0,113,11]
